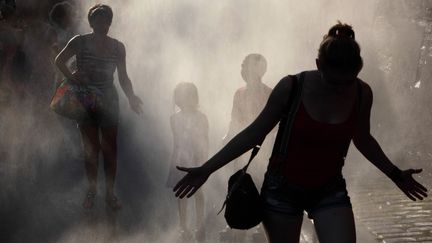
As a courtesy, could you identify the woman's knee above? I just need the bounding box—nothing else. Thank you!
[100,127,118,155]
[101,140,117,156]
[81,141,99,161]
[79,124,101,158]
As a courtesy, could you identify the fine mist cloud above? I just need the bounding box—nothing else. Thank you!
[2,1,430,242]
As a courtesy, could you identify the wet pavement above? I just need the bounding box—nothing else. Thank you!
[347,168,432,243]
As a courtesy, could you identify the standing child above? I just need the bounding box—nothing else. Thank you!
[166,82,209,242]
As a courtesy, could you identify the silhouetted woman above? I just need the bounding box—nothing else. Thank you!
[55,4,143,210]
[173,22,428,243]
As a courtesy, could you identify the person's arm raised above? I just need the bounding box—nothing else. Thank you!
[353,81,428,201]
[174,77,294,198]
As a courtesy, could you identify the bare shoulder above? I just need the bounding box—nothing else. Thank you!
[76,33,92,43]
[109,37,125,52]
[65,34,81,48]
[357,78,373,114]
[271,75,295,105]
[235,86,247,94]
[262,82,272,94]
[278,75,295,88]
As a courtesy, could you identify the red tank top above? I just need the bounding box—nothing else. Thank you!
[268,100,358,188]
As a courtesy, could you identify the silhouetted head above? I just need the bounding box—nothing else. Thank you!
[88,4,113,35]
[174,82,199,111]
[49,1,75,29]
[316,22,363,85]
[241,53,267,84]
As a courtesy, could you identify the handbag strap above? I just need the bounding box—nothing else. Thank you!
[245,72,305,173]
[217,73,304,215]
[270,72,305,172]
[241,144,261,172]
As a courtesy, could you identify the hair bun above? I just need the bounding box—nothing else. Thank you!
[328,22,355,39]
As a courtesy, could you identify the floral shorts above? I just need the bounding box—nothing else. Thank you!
[77,88,119,127]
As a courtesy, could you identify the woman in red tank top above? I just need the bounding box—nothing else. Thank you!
[173,22,427,243]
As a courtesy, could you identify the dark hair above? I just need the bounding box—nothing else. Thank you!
[49,1,73,26]
[88,4,113,26]
[174,82,199,110]
[318,22,363,74]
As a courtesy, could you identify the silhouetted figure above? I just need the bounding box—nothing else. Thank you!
[0,0,25,161]
[166,82,208,242]
[225,53,273,177]
[55,4,143,210]
[222,53,271,242]
[225,54,272,144]
[49,1,78,79]
[49,1,77,56]
[0,0,25,98]
[174,22,428,243]
[49,1,81,158]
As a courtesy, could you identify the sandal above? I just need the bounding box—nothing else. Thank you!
[105,195,122,211]
[82,191,96,209]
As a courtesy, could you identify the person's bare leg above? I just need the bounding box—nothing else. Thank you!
[178,199,192,241]
[312,207,356,243]
[178,198,188,230]
[194,190,205,242]
[78,124,100,209]
[262,210,303,243]
[100,126,121,210]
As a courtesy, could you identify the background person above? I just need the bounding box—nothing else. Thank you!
[55,4,143,210]
[166,82,209,242]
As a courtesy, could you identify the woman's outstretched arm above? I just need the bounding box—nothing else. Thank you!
[174,77,294,198]
[353,81,428,201]
[116,41,143,115]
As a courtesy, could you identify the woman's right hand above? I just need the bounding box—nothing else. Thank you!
[174,166,211,198]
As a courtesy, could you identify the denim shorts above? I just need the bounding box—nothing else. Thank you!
[261,171,352,219]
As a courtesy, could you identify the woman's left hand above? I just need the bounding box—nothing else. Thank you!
[394,169,428,201]
[128,95,143,115]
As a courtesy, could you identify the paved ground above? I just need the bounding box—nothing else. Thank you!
[348,168,432,243]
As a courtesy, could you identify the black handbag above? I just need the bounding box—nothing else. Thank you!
[220,146,263,230]
[219,72,305,230]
